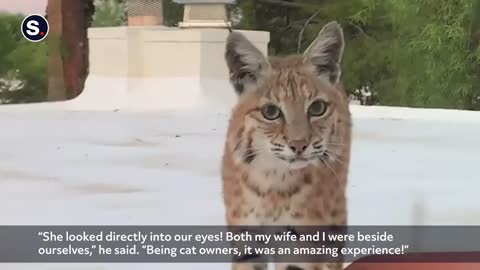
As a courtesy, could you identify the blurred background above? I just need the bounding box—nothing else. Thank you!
[0,0,480,109]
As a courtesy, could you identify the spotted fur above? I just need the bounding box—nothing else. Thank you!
[222,22,352,270]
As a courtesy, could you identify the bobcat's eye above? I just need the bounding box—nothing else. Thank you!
[308,100,328,117]
[261,104,281,120]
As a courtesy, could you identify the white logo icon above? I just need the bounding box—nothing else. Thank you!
[26,20,40,36]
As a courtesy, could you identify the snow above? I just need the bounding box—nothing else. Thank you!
[0,102,479,270]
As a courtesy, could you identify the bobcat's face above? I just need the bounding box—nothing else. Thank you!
[229,58,349,170]
[225,22,351,171]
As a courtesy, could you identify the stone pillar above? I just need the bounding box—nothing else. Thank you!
[126,0,164,26]
[71,26,269,112]
[174,0,234,28]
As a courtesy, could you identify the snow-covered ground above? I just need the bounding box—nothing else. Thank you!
[1,103,479,270]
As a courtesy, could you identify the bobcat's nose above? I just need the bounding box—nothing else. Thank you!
[288,139,309,155]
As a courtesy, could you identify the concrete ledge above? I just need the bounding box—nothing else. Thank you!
[88,27,129,39]
[86,26,270,77]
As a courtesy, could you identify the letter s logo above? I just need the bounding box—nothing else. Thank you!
[26,20,40,36]
[21,14,49,42]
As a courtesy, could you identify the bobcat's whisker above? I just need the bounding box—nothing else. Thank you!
[324,151,347,166]
[319,155,340,182]
[324,142,346,147]
[241,148,268,159]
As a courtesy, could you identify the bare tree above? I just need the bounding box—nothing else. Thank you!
[47,0,65,101]
[47,0,94,101]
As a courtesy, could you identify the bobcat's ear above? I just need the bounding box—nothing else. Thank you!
[225,32,271,95]
[304,21,345,84]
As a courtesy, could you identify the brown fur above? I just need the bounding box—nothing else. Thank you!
[222,22,351,270]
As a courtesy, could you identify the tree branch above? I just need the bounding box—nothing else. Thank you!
[348,21,375,40]
[297,11,320,52]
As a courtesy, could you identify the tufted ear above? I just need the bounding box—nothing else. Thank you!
[225,32,271,95]
[304,21,345,84]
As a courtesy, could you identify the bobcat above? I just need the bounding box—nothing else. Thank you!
[221,21,352,270]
